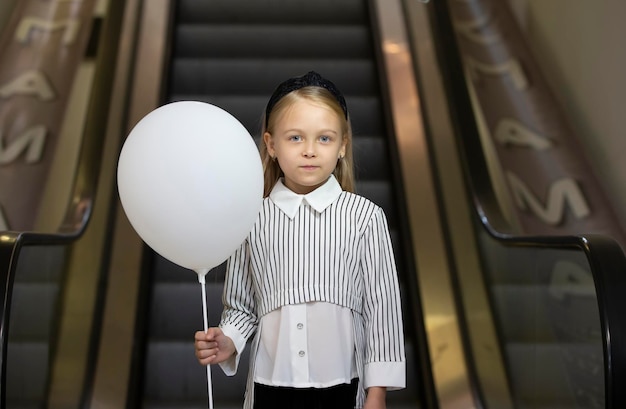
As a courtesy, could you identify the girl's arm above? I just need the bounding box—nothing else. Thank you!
[364,386,387,409]
[362,208,406,391]
[215,240,258,374]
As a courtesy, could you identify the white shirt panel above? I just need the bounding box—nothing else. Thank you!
[254,302,356,388]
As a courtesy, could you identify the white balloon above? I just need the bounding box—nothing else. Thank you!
[117,101,263,278]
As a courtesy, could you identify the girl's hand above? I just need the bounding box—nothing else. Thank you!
[194,327,236,366]
[363,387,386,409]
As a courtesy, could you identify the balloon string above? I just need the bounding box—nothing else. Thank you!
[201,282,214,409]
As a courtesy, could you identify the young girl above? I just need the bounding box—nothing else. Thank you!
[195,71,405,409]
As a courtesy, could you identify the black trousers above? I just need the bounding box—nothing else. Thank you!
[253,378,359,409]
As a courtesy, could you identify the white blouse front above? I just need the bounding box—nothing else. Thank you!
[254,179,357,387]
[254,302,357,387]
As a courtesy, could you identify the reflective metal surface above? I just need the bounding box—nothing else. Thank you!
[88,0,172,408]
[45,0,135,407]
[402,1,514,407]
[371,0,475,407]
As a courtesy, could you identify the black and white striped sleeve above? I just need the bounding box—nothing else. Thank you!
[218,239,258,374]
[361,207,406,389]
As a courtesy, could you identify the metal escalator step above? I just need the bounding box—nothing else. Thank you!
[166,95,268,135]
[347,96,385,134]
[491,284,600,344]
[149,282,225,340]
[6,342,48,404]
[144,340,248,404]
[11,246,66,282]
[166,94,386,139]
[169,59,378,96]
[505,342,602,407]
[177,0,366,25]
[9,283,58,340]
[153,255,227,283]
[6,246,65,407]
[175,25,372,59]
[352,135,390,180]
[356,180,396,228]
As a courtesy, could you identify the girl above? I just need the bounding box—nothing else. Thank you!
[195,71,405,409]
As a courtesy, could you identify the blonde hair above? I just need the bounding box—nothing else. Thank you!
[260,86,355,197]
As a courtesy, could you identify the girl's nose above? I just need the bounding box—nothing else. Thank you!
[303,142,316,157]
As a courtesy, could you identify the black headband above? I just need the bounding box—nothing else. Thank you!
[264,71,348,127]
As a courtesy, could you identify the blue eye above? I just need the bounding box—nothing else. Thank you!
[290,135,302,142]
[319,135,330,143]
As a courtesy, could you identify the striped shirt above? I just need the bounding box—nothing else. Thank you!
[218,175,406,408]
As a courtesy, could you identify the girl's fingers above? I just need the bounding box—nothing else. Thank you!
[194,328,226,366]
[195,339,218,348]
[196,347,219,359]
[195,330,221,343]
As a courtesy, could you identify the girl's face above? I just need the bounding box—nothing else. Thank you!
[264,98,347,195]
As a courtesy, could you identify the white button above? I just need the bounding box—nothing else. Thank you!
[297,323,304,329]
[299,350,305,357]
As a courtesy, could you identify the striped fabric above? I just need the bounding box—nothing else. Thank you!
[219,176,405,408]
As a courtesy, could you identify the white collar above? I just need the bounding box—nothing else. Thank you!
[269,175,343,219]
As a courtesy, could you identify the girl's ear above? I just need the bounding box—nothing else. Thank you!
[339,135,348,158]
[263,132,275,157]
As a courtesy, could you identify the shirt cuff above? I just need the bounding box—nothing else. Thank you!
[363,361,406,390]
[218,324,248,376]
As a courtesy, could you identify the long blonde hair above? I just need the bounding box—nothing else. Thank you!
[260,86,355,197]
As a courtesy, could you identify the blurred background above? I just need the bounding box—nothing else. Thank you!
[1,0,625,408]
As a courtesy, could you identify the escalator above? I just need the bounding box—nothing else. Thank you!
[3,1,626,409]
[406,0,626,408]
[476,228,609,408]
[132,0,424,408]
[115,1,626,408]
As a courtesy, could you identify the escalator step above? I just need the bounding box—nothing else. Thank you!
[149,282,224,340]
[177,0,366,25]
[175,25,371,59]
[169,59,378,96]
[505,342,602,407]
[143,341,249,403]
[6,343,49,405]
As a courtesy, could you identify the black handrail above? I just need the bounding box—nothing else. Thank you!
[0,230,86,406]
